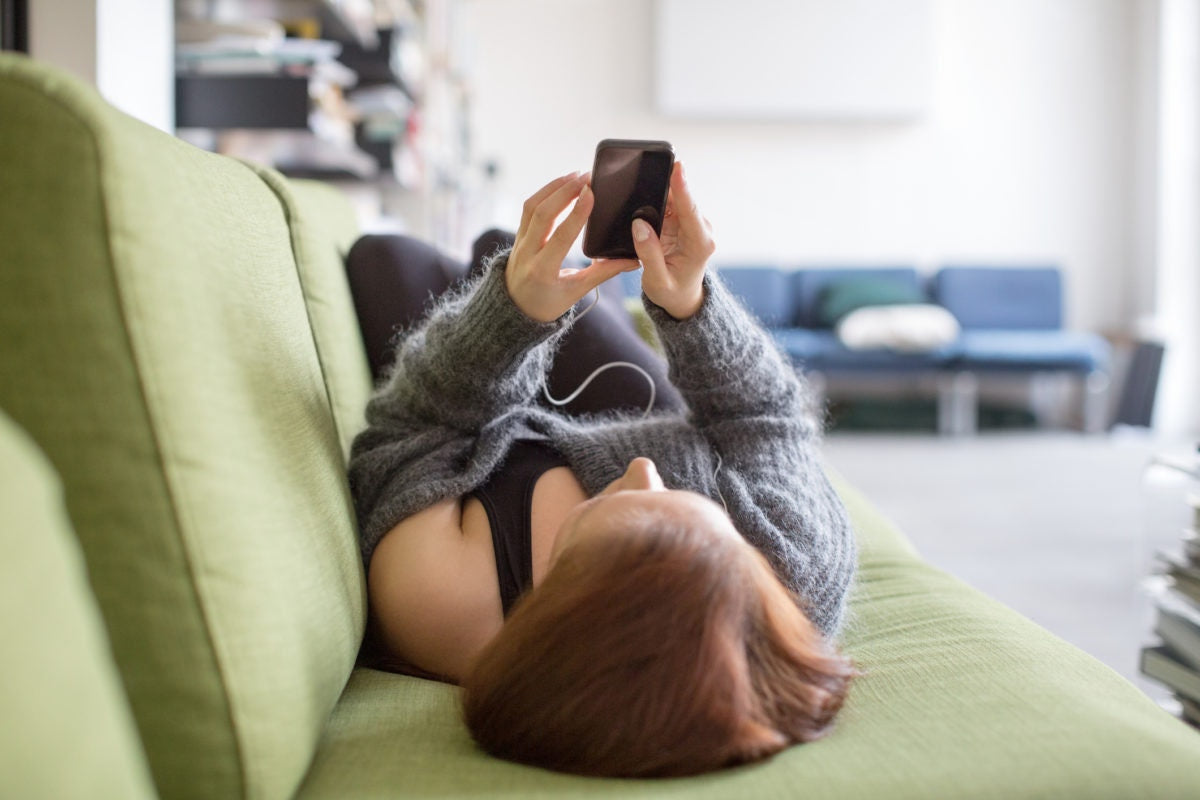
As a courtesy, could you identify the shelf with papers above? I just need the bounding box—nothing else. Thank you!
[172,0,472,251]
[1139,448,1200,730]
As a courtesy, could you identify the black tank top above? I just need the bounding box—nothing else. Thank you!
[469,438,571,616]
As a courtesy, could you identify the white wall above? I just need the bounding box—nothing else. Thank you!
[29,0,173,132]
[460,0,1136,334]
[655,0,933,121]
[1149,0,1200,436]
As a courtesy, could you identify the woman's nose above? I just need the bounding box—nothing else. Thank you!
[622,457,665,491]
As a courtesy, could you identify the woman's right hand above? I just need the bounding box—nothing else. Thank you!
[505,172,639,323]
[631,162,716,320]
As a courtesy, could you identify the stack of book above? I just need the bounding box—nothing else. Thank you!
[174,18,381,180]
[1140,453,1200,729]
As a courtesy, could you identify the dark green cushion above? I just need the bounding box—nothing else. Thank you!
[816,278,927,327]
[0,409,157,800]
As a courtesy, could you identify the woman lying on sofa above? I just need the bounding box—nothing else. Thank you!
[347,164,857,778]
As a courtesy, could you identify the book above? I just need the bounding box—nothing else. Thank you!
[1149,576,1200,619]
[1146,574,1200,670]
[1140,645,1200,703]
[1156,548,1200,579]
[1154,550,1200,604]
[1168,573,1200,606]
[1181,696,1200,727]
[1155,610,1200,671]
[1184,529,1200,563]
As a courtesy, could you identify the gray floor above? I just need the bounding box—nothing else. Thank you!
[820,429,1197,703]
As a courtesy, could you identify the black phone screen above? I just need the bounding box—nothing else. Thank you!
[583,140,674,260]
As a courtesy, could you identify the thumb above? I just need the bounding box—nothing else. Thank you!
[571,256,638,297]
[632,218,666,279]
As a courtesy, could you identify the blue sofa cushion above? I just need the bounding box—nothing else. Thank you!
[956,330,1110,373]
[935,267,1063,330]
[794,268,924,328]
[715,267,795,328]
[772,329,957,372]
[617,268,642,298]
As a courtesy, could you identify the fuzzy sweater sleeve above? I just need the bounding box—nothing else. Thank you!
[359,253,568,436]
[643,274,857,636]
[347,253,570,564]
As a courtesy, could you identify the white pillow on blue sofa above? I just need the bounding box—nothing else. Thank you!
[836,304,961,352]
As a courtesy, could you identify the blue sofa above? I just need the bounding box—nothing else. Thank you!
[711,265,1111,434]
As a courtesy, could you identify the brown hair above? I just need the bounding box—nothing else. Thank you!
[460,505,856,777]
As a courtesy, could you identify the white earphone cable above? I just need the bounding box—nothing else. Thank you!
[543,361,657,417]
[712,451,729,513]
[541,288,658,418]
[545,287,726,509]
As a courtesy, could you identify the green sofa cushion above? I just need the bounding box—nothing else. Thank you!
[6,51,1200,800]
[248,169,373,458]
[0,409,157,800]
[0,54,364,800]
[296,477,1200,798]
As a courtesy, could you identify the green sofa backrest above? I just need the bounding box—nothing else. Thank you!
[0,54,370,800]
[246,167,370,458]
[0,408,159,800]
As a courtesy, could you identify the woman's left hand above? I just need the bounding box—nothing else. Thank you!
[505,172,639,323]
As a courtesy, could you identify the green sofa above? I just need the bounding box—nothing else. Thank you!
[2,53,1198,800]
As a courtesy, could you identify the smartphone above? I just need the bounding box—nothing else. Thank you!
[583,139,674,260]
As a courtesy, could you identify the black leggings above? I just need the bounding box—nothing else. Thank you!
[346,229,684,418]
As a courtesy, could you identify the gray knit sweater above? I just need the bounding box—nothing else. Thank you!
[348,253,856,636]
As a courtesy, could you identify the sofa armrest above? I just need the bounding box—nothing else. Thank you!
[0,409,156,800]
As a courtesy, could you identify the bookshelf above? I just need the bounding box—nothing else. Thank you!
[174,0,474,249]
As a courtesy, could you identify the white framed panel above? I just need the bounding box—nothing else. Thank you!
[655,0,933,120]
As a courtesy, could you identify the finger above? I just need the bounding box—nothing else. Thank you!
[517,172,579,240]
[666,162,707,240]
[631,218,667,281]
[564,257,639,298]
[527,174,588,248]
[543,184,593,265]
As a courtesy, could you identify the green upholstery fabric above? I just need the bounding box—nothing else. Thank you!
[0,54,364,800]
[297,477,1200,798]
[247,169,373,457]
[4,53,1200,800]
[0,410,158,800]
